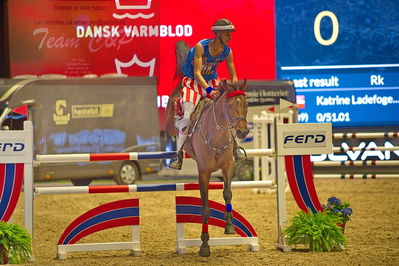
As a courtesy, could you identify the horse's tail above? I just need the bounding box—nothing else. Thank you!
[165,41,191,137]
[165,82,182,137]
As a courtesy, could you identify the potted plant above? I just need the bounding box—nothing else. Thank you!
[0,222,32,264]
[284,209,346,251]
[323,196,353,234]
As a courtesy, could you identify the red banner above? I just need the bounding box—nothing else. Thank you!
[8,0,276,127]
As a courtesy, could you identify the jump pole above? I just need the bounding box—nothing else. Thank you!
[333,132,399,139]
[34,181,274,195]
[34,149,274,164]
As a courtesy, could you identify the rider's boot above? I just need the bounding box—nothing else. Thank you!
[169,150,184,170]
[233,141,247,162]
[169,133,187,170]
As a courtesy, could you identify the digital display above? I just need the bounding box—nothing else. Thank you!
[276,0,399,127]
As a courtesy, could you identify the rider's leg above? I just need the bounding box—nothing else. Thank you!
[233,139,247,162]
[176,102,195,149]
[169,102,195,170]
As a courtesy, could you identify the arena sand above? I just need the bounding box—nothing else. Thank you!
[11,178,399,265]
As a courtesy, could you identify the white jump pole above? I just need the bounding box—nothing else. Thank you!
[274,115,289,251]
[314,174,399,179]
[23,122,34,240]
[332,146,399,152]
[35,180,274,195]
[333,132,399,139]
[313,160,399,167]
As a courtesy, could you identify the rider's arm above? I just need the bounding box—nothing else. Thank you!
[193,43,211,90]
[226,50,238,86]
[193,43,219,98]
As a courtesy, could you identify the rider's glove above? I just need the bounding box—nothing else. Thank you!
[206,86,214,94]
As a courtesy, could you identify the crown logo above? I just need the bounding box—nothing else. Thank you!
[115,54,156,77]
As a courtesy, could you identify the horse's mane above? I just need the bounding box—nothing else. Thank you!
[165,41,191,137]
[174,40,190,79]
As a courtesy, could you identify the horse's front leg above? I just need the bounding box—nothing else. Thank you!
[222,160,236,234]
[199,169,211,257]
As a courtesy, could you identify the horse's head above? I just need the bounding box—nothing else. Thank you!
[221,79,249,139]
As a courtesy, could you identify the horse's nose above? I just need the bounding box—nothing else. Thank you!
[237,129,249,139]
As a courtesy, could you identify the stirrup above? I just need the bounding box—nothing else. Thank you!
[233,146,247,162]
[169,151,183,170]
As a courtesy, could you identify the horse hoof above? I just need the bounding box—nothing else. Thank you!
[199,246,211,257]
[224,224,235,234]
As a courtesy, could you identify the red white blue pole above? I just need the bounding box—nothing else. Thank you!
[35,149,274,164]
[35,180,273,195]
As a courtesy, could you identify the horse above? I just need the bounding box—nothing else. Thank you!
[165,79,249,257]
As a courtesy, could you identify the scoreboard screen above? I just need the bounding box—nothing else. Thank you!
[276,0,399,127]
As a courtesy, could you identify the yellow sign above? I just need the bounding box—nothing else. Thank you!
[72,104,114,118]
[53,101,114,125]
[53,100,70,125]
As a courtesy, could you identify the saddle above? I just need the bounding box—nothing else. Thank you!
[188,98,212,133]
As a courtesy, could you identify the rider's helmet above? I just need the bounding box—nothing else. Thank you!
[212,19,235,32]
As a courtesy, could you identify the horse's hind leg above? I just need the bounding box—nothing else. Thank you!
[222,161,236,234]
[199,170,211,257]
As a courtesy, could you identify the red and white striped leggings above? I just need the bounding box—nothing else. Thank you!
[180,77,220,106]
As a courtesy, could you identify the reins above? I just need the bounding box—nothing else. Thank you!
[196,90,247,155]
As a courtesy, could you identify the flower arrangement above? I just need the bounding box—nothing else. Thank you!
[284,209,346,252]
[0,221,32,264]
[284,196,353,252]
[323,197,353,233]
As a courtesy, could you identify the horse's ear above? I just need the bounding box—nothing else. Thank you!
[240,79,248,91]
[222,80,232,92]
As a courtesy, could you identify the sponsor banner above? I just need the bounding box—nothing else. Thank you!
[245,81,295,106]
[8,0,276,99]
[0,126,32,163]
[277,123,332,155]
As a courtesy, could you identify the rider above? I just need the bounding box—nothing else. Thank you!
[169,18,245,170]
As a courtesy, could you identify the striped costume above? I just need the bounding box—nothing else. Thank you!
[180,39,231,106]
[180,76,220,106]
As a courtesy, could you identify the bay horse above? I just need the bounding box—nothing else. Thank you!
[166,79,249,257]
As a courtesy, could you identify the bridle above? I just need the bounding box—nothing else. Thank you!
[198,90,247,154]
[222,90,247,129]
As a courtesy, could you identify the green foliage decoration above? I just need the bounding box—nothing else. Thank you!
[284,209,346,252]
[0,221,32,264]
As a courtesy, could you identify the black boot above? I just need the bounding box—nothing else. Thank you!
[169,151,183,170]
[233,145,247,162]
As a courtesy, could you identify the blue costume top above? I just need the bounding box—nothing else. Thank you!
[182,39,231,82]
